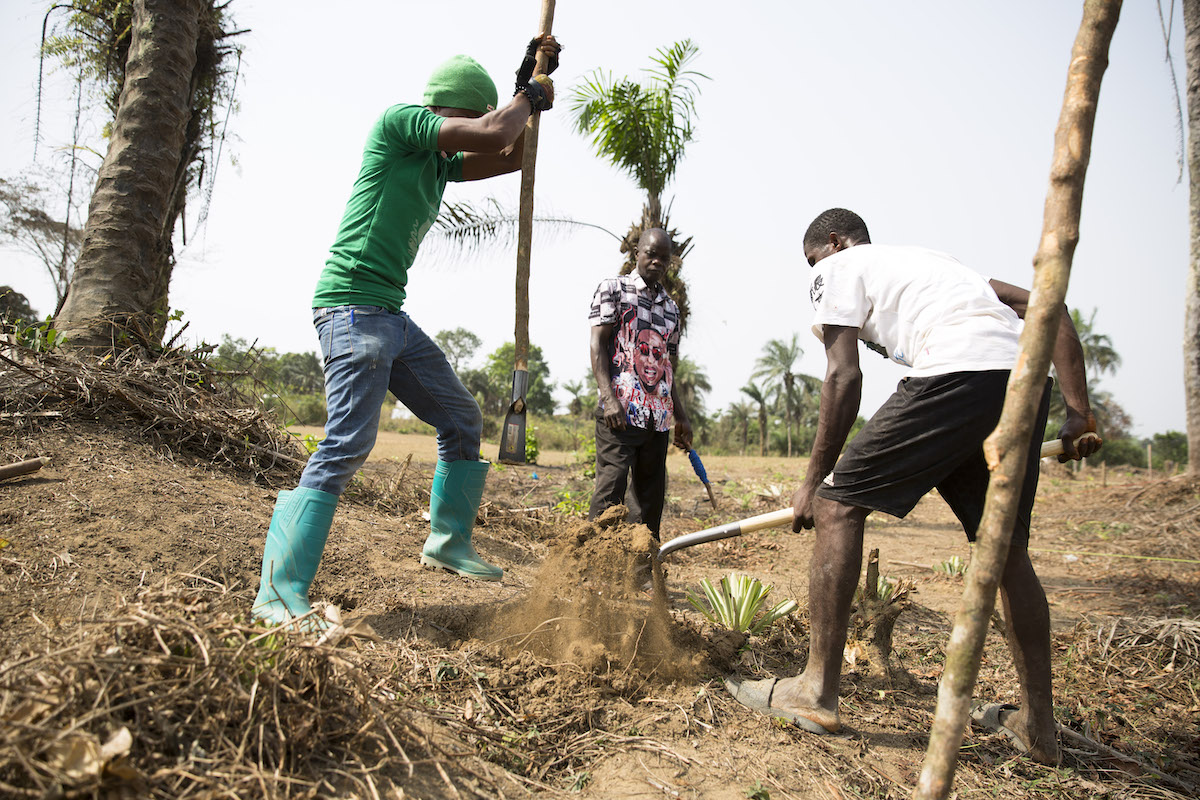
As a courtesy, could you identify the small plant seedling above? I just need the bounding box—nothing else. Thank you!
[744,781,770,800]
[552,488,590,517]
[934,554,967,577]
[687,572,797,635]
[525,427,540,464]
[9,316,68,352]
[853,574,901,605]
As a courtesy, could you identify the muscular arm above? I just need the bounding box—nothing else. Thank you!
[436,95,533,180]
[793,326,862,530]
[989,279,1100,458]
[590,324,626,430]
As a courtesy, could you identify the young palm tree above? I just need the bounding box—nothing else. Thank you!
[569,39,706,229]
[726,401,754,455]
[752,335,803,456]
[562,379,586,417]
[1048,307,1123,435]
[568,39,709,330]
[673,355,712,422]
[741,382,771,457]
[1071,308,1121,381]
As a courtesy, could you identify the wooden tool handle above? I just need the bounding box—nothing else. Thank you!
[738,507,795,533]
[1040,432,1101,459]
[512,0,556,372]
[657,507,793,560]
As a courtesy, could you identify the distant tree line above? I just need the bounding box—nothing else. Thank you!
[180,305,1183,469]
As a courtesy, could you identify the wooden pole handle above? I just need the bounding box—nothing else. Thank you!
[513,0,556,372]
[0,456,50,481]
[1039,432,1101,458]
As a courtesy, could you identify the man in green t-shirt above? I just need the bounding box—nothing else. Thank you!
[253,37,560,630]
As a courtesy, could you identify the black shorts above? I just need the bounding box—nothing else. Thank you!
[815,370,1051,544]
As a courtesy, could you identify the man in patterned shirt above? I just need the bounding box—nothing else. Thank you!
[587,227,693,538]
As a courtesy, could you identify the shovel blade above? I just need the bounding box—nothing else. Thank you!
[498,370,529,464]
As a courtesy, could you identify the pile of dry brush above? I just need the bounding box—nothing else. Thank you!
[0,342,424,512]
[0,583,506,799]
[1,342,307,484]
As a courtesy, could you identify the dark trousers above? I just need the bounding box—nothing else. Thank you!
[588,420,670,538]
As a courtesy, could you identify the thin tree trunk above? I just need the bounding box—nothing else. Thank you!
[915,2,1121,797]
[1184,0,1200,474]
[54,0,206,350]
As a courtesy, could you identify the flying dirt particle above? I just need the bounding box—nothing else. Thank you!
[479,506,703,681]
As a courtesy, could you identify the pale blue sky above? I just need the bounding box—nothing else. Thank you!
[0,1,1188,438]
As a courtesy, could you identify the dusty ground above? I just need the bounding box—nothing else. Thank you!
[2,417,1198,799]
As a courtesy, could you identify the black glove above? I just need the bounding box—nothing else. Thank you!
[516,74,554,113]
[515,36,559,91]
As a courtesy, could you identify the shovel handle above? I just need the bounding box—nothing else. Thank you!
[1040,432,1101,459]
[658,507,793,560]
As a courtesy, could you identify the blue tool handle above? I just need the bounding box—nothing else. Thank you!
[687,448,709,484]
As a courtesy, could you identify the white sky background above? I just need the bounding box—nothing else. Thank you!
[0,0,1188,439]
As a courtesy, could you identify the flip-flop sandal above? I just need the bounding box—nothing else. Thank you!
[970,702,1029,754]
[724,677,839,735]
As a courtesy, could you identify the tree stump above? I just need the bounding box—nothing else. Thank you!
[850,548,913,686]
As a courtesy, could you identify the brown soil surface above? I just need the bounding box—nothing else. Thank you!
[3,420,1198,799]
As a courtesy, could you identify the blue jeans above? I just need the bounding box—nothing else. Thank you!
[298,306,483,496]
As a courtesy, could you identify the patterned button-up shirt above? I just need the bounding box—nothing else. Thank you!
[588,273,681,432]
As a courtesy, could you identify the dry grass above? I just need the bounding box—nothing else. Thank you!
[1,343,307,487]
[0,581,499,799]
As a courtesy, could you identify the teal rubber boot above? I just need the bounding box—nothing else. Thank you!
[252,486,338,629]
[420,460,502,581]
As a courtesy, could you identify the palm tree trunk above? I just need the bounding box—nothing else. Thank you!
[915,2,1121,797]
[1184,0,1200,474]
[54,0,207,351]
[758,408,767,457]
[647,189,662,228]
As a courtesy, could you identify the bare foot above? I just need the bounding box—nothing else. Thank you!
[769,675,841,733]
[1001,706,1061,766]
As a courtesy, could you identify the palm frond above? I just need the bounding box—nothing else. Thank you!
[419,198,619,267]
[566,40,710,205]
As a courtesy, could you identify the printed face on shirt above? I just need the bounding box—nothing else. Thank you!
[633,328,666,390]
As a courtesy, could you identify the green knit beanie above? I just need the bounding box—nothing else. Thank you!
[422,55,498,114]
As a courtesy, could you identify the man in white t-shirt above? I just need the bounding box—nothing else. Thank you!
[726,208,1101,765]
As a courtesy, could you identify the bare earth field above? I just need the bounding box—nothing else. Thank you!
[2,418,1198,799]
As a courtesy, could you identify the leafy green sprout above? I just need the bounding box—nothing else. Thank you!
[552,488,591,517]
[525,426,540,464]
[687,572,798,635]
[934,554,967,577]
[744,781,771,800]
[853,575,901,605]
[8,317,68,352]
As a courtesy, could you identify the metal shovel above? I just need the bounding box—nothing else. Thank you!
[659,435,1099,561]
[657,507,793,561]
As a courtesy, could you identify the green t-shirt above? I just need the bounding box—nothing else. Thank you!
[312,104,465,312]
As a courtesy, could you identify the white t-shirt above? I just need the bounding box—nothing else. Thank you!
[808,244,1023,378]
